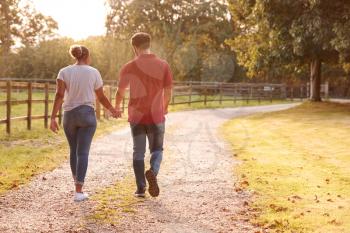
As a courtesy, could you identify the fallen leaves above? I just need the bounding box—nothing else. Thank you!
[10,180,19,189]
[240,180,250,187]
[328,219,342,226]
[293,212,305,219]
[314,195,320,203]
[288,195,302,203]
[269,204,288,212]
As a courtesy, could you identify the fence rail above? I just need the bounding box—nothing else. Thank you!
[0,80,327,135]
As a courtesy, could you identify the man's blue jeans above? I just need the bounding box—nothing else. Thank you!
[130,123,165,190]
[63,105,97,185]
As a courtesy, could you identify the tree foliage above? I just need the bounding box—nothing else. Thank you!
[106,0,240,82]
[227,0,350,100]
[0,0,57,54]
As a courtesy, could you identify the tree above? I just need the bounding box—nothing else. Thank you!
[18,2,58,47]
[0,0,21,55]
[227,0,350,101]
[0,0,58,77]
[106,0,239,82]
[0,0,57,54]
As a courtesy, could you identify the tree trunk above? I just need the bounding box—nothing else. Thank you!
[310,58,322,101]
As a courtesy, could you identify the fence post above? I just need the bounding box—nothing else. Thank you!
[234,85,237,104]
[27,82,32,130]
[188,81,192,106]
[300,85,303,101]
[109,85,113,102]
[270,85,273,103]
[325,81,329,99]
[290,86,294,101]
[246,85,250,104]
[96,99,101,120]
[281,84,287,99]
[44,82,49,128]
[6,81,11,134]
[58,107,62,125]
[219,83,223,104]
[103,85,111,119]
[250,85,253,101]
[122,96,125,113]
[204,85,207,105]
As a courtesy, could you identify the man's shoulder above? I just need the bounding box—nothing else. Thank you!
[156,57,170,69]
[122,60,136,70]
[151,55,168,65]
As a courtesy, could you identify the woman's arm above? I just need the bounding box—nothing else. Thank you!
[50,80,65,133]
[95,87,121,118]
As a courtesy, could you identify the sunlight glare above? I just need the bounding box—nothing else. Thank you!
[31,0,107,40]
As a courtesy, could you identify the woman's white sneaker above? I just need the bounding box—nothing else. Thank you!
[74,192,89,202]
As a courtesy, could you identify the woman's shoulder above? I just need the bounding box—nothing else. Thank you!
[60,65,81,74]
[59,65,74,73]
[83,65,100,74]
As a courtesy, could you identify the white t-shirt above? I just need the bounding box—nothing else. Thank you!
[57,65,103,111]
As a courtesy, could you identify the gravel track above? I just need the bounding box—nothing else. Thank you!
[0,104,298,233]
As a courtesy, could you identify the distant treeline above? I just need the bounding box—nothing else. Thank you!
[0,0,246,83]
[1,0,350,99]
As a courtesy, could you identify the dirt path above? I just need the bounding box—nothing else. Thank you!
[0,104,298,233]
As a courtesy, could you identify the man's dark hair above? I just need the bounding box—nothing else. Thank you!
[131,32,151,50]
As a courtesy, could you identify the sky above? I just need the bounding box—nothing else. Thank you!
[32,0,108,40]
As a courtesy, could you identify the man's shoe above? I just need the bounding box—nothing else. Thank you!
[145,169,159,197]
[134,187,146,198]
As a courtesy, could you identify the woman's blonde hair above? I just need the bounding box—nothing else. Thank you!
[69,45,89,60]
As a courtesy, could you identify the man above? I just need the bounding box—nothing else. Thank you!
[115,32,173,197]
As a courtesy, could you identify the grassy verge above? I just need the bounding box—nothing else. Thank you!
[89,176,145,226]
[0,118,126,195]
[222,102,350,233]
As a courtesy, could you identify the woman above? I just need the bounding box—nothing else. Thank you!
[50,45,120,202]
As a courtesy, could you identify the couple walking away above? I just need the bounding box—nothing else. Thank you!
[50,32,173,202]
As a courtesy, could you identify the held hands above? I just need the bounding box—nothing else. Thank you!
[109,106,122,119]
[50,118,59,133]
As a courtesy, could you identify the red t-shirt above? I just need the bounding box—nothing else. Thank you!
[118,54,173,124]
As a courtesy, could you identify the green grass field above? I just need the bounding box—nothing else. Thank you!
[222,102,350,233]
[0,117,126,195]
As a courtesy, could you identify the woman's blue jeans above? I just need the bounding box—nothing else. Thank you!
[130,123,165,190]
[63,105,97,185]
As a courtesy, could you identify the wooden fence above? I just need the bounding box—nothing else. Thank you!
[0,79,323,134]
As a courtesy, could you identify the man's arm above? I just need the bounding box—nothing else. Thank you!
[164,87,172,114]
[115,87,126,111]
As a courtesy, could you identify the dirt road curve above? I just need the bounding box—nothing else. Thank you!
[0,104,298,233]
